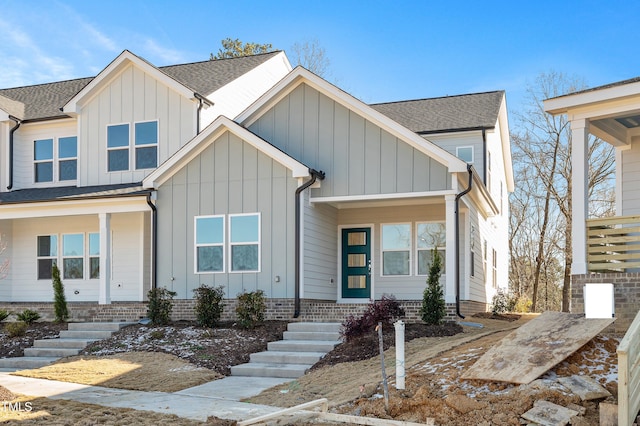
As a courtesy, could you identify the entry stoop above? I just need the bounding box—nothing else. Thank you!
[0,322,132,371]
[230,322,341,379]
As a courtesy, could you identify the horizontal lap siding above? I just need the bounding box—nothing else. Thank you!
[248,83,451,199]
[156,131,297,300]
[622,140,640,215]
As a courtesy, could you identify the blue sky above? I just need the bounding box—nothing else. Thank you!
[1,0,640,118]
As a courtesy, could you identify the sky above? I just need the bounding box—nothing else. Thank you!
[1,0,640,121]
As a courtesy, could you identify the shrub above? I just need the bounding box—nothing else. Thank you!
[514,295,532,313]
[16,309,40,325]
[420,249,446,325]
[491,289,515,314]
[340,294,405,342]
[52,264,69,323]
[5,321,28,337]
[0,309,10,322]
[147,287,177,325]
[236,290,266,329]
[193,285,225,328]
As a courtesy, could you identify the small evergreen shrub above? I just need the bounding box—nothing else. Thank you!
[5,321,28,337]
[491,289,515,314]
[16,309,40,325]
[420,249,446,325]
[0,309,10,322]
[193,285,225,328]
[147,287,177,325]
[52,264,69,323]
[236,290,266,329]
[340,294,405,342]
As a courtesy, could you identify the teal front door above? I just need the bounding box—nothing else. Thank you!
[341,227,371,299]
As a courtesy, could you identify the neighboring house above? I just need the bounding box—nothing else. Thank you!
[0,52,513,322]
[545,78,640,331]
[0,50,292,320]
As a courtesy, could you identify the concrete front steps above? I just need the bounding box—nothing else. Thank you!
[230,322,341,379]
[0,322,131,370]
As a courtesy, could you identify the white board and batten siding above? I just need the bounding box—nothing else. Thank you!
[79,63,196,187]
[155,130,299,300]
[248,83,451,199]
[7,213,145,302]
[621,138,640,215]
[10,119,77,191]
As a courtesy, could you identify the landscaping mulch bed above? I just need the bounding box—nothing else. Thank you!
[0,322,68,358]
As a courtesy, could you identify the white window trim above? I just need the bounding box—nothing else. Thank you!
[134,120,159,171]
[36,234,57,280]
[88,232,100,280]
[415,221,446,276]
[456,146,474,164]
[380,222,412,277]
[229,213,261,273]
[36,233,98,280]
[58,135,78,182]
[106,122,131,173]
[33,138,54,184]
[194,215,226,274]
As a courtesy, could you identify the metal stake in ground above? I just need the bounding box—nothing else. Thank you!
[376,321,389,412]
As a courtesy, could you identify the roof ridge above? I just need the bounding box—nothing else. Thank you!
[160,50,282,69]
[371,90,504,106]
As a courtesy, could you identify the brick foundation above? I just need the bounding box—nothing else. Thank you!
[572,273,640,333]
[0,297,489,324]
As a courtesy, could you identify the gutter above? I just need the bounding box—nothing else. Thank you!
[482,128,487,184]
[7,115,21,190]
[294,168,325,318]
[454,164,473,319]
[146,193,158,290]
[194,93,214,134]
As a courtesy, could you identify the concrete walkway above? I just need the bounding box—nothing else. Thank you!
[0,372,292,422]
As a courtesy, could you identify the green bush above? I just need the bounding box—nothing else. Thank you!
[5,321,28,337]
[420,249,446,325]
[236,290,266,329]
[52,264,69,323]
[193,285,225,327]
[147,287,177,325]
[0,309,10,322]
[491,289,515,314]
[16,309,40,325]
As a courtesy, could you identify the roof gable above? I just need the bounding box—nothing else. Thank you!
[143,115,309,189]
[236,67,468,173]
[369,91,505,134]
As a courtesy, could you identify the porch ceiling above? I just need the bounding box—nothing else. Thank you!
[310,190,454,209]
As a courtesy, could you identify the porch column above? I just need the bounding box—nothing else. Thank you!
[571,119,589,275]
[99,213,112,304]
[445,194,456,303]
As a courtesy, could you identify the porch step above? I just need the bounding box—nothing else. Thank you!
[231,322,342,379]
[0,322,132,371]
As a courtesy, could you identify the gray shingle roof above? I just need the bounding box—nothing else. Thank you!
[547,76,640,100]
[0,51,282,121]
[370,91,505,134]
[0,183,149,204]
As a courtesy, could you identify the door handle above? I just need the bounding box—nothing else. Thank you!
[368,259,372,276]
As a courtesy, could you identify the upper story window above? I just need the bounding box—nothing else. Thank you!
[107,120,158,172]
[34,136,78,183]
[456,146,474,163]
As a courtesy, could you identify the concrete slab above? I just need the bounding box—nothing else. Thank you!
[176,376,291,401]
[557,375,611,401]
[521,400,579,426]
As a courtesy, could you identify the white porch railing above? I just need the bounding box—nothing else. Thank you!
[587,215,640,272]
[618,309,640,426]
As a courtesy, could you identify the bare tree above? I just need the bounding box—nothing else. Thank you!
[289,39,330,77]
[510,71,615,312]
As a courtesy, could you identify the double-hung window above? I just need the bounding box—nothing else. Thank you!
[381,223,411,276]
[416,222,446,275]
[230,214,260,272]
[62,234,84,279]
[107,121,158,172]
[34,139,54,182]
[107,124,130,171]
[195,216,225,273]
[58,137,78,181]
[89,233,100,279]
[37,235,57,280]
